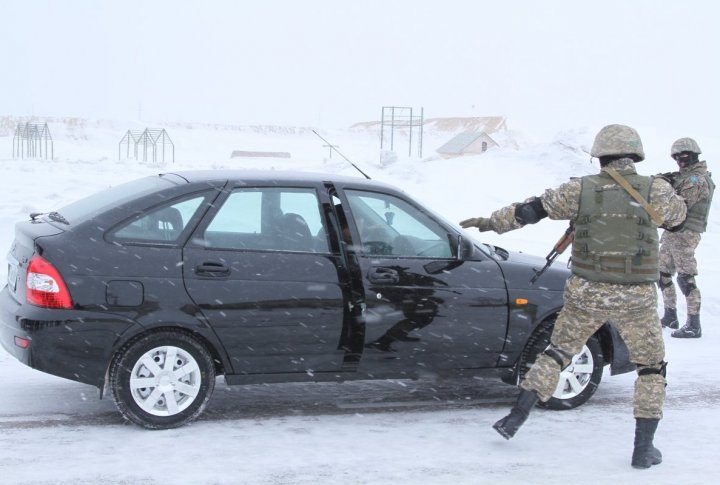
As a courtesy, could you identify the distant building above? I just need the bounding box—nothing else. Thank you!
[436,132,499,158]
[423,116,507,134]
[231,150,291,158]
[351,116,507,134]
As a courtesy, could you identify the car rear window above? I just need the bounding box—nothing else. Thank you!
[53,175,179,225]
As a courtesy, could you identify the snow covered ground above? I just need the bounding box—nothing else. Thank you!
[1,120,719,484]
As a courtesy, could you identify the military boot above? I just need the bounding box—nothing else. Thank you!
[631,418,663,469]
[660,308,679,329]
[492,389,538,439]
[671,314,701,338]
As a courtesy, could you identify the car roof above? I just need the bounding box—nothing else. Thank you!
[163,169,403,192]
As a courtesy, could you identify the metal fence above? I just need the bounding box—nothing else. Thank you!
[119,128,174,164]
[13,122,54,160]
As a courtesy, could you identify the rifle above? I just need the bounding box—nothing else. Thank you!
[530,223,574,285]
[657,171,678,186]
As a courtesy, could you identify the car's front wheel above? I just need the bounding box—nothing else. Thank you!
[520,319,604,410]
[110,331,215,429]
[539,336,604,410]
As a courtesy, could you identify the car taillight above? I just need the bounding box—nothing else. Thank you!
[26,255,73,309]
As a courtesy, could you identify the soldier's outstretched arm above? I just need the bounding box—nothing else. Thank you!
[539,179,582,221]
[460,180,580,235]
[461,196,551,235]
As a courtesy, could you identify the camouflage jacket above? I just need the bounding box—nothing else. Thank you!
[486,159,688,310]
[670,160,711,208]
[487,158,687,235]
[668,161,713,233]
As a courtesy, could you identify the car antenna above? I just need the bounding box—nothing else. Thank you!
[312,130,371,179]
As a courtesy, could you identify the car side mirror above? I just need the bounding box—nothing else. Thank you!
[457,235,474,260]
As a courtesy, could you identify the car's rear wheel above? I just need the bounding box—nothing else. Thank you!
[110,331,215,429]
[520,319,604,410]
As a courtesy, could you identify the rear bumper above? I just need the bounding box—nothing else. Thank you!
[1,286,137,388]
[0,287,30,365]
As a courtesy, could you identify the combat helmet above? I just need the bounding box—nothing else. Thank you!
[671,137,702,156]
[591,124,645,162]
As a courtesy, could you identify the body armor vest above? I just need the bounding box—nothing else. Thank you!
[571,170,659,283]
[676,170,714,233]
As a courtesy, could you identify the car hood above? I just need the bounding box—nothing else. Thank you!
[491,246,570,291]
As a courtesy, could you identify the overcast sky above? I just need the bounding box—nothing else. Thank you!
[2,0,718,137]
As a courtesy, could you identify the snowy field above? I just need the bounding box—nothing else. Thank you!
[1,121,719,484]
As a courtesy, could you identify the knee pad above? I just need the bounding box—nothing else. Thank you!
[658,272,673,291]
[677,273,697,296]
[636,361,667,379]
[543,343,574,371]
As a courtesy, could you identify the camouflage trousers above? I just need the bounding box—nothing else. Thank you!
[521,275,666,419]
[658,231,702,314]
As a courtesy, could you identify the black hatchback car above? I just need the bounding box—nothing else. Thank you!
[1,170,631,428]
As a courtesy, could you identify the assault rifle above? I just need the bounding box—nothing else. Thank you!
[656,171,679,186]
[530,223,574,285]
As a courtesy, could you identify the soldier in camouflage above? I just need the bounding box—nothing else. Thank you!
[460,124,686,469]
[657,137,714,338]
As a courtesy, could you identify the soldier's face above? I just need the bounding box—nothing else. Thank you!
[673,152,693,168]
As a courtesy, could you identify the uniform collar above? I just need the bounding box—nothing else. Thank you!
[680,160,708,174]
[603,158,637,174]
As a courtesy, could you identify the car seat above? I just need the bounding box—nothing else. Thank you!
[148,206,184,241]
[279,213,313,251]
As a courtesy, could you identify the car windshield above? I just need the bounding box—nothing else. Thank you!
[50,175,179,225]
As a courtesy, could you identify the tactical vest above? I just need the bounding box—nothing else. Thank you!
[676,170,714,233]
[571,170,659,283]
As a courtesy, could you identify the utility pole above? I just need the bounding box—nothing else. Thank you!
[323,143,338,158]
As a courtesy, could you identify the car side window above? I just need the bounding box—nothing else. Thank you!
[345,190,453,258]
[112,196,205,243]
[203,187,329,253]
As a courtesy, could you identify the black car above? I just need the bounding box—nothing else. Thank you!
[1,170,631,429]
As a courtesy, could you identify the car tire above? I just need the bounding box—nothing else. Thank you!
[520,319,604,410]
[110,331,215,429]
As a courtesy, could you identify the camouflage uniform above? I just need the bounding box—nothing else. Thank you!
[658,160,713,319]
[486,158,686,418]
[462,125,688,468]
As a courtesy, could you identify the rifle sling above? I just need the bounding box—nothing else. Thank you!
[602,167,664,226]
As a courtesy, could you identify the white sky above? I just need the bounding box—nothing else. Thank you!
[2,0,719,136]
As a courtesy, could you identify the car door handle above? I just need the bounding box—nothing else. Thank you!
[368,267,400,284]
[195,262,231,277]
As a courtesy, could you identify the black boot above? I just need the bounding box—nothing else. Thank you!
[493,389,538,439]
[660,308,679,329]
[671,314,701,338]
[631,418,663,469]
